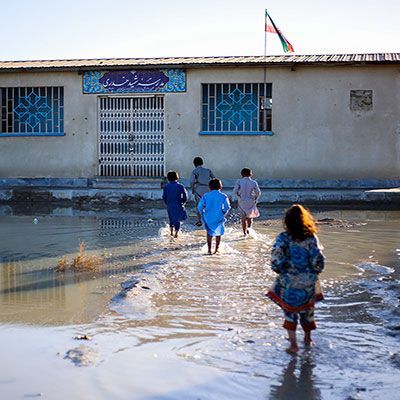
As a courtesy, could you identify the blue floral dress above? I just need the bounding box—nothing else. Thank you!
[267,232,325,312]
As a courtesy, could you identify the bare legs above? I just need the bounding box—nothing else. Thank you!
[286,329,299,354]
[241,216,247,235]
[241,216,253,235]
[304,331,312,346]
[284,309,315,353]
[215,236,221,254]
[170,222,180,238]
[207,234,221,254]
[207,234,212,254]
[195,211,202,226]
[195,197,202,226]
[286,329,313,354]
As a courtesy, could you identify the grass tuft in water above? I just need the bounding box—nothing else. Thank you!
[55,256,69,272]
[55,242,102,272]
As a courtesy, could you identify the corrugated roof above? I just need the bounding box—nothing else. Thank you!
[0,53,399,71]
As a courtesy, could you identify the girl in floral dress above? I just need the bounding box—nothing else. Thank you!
[267,204,325,354]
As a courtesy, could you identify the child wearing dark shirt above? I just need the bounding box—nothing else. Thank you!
[162,170,188,238]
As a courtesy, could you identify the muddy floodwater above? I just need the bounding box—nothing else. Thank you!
[0,205,399,399]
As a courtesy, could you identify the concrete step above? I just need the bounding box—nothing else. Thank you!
[91,178,163,189]
[0,186,399,205]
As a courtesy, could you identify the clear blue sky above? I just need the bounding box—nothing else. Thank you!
[1,0,399,61]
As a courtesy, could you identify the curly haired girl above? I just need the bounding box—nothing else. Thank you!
[267,204,325,354]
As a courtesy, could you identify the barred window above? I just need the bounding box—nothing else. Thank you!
[201,83,272,133]
[1,87,64,136]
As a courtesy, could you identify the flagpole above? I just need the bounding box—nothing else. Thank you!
[263,9,268,131]
[264,9,267,56]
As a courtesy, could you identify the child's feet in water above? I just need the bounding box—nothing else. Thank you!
[207,250,212,255]
[213,249,220,255]
[286,330,298,354]
[304,340,313,348]
[304,333,313,347]
[286,345,299,354]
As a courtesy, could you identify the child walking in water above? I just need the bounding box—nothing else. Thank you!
[267,204,325,354]
[198,178,231,255]
[190,157,215,226]
[233,168,261,236]
[162,170,188,238]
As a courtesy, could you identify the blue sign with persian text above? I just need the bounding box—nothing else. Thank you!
[83,69,186,94]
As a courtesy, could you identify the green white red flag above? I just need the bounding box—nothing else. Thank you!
[264,11,294,53]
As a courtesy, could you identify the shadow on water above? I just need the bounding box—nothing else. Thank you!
[269,353,321,400]
[0,260,165,296]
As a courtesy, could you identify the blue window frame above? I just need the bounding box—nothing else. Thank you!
[201,83,272,135]
[0,87,64,136]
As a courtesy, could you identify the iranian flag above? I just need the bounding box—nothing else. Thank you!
[265,10,294,53]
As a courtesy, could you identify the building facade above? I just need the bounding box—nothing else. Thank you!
[0,54,399,188]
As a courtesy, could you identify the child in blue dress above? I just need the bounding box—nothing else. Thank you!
[197,178,231,255]
[162,170,188,238]
[267,204,325,354]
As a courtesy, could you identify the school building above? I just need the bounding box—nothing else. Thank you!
[0,54,399,204]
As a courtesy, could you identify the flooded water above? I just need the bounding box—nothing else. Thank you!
[0,205,399,399]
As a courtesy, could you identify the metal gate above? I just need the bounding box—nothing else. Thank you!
[98,96,165,177]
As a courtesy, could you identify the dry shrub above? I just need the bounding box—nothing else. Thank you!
[55,242,102,272]
[71,242,102,271]
[55,256,68,272]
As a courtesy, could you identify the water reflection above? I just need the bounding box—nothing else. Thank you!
[98,217,164,239]
[0,207,399,398]
[0,208,398,328]
[269,353,321,400]
[1,261,65,299]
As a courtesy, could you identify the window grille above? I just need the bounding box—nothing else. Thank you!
[0,87,64,135]
[201,83,272,133]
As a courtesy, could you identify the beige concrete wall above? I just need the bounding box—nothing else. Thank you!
[0,64,399,180]
[0,71,98,178]
[165,65,400,180]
